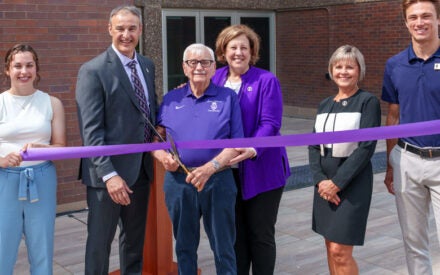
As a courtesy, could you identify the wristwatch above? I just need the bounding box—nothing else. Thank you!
[210,159,221,171]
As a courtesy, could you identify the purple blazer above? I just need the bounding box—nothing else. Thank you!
[212,66,291,200]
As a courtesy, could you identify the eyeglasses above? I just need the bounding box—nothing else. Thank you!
[184,59,214,68]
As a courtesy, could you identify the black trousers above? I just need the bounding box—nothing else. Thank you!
[233,169,284,275]
[84,168,150,275]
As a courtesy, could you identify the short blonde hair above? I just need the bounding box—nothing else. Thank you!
[215,24,260,65]
[328,45,366,82]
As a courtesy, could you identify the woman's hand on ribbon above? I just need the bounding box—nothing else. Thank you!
[0,152,22,168]
[228,147,256,165]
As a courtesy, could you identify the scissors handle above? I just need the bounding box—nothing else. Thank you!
[174,156,190,174]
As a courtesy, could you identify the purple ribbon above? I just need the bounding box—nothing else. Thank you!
[21,119,440,161]
[21,142,170,161]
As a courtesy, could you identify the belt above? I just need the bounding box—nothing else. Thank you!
[175,166,230,174]
[397,139,440,158]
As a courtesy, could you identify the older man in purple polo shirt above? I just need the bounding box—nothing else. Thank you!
[152,43,244,275]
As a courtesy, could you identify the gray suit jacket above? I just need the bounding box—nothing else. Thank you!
[75,46,157,188]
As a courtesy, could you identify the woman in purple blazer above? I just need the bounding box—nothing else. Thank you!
[211,24,291,275]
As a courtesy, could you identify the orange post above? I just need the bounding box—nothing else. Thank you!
[110,160,178,275]
[141,161,178,274]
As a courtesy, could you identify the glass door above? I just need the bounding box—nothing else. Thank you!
[203,16,231,69]
[241,17,270,71]
[162,10,274,94]
[164,15,196,91]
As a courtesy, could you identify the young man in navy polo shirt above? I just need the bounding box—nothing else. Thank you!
[382,1,440,274]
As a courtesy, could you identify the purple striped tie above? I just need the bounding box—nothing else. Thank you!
[128,60,150,142]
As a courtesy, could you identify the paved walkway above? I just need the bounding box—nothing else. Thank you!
[14,117,440,274]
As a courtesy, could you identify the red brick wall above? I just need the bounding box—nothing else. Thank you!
[0,0,413,209]
[277,1,409,115]
[0,0,133,209]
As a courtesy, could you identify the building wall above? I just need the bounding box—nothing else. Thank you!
[276,0,409,118]
[0,0,136,212]
[0,0,410,210]
[157,0,408,118]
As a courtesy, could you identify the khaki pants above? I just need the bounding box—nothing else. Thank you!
[390,145,440,275]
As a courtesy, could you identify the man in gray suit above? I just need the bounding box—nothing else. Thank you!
[75,5,156,275]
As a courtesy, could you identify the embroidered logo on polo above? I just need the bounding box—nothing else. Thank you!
[207,100,221,112]
[209,101,218,112]
[175,105,185,110]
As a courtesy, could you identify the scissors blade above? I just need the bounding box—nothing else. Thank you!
[144,121,190,174]
[167,133,190,174]
[147,124,179,158]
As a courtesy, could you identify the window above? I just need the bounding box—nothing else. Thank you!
[162,10,275,93]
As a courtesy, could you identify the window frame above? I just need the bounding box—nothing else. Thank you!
[161,9,275,94]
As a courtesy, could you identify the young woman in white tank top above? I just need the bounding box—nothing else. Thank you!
[0,44,66,275]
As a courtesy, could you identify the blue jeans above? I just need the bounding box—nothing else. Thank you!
[0,161,57,275]
[164,169,237,275]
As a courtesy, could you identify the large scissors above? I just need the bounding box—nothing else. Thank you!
[144,117,190,174]
[165,132,190,174]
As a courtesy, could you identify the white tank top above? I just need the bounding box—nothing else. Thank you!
[0,90,52,166]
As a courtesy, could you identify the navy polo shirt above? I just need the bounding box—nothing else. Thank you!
[157,82,244,167]
[382,44,440,147]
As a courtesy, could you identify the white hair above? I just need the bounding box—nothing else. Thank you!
[183,43,215,61]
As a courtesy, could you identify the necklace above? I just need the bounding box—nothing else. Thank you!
[9,92,36,110]
[334,86,358,102]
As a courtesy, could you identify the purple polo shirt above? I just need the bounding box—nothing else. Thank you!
[157,82,244,167]
[382,44,440,147]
